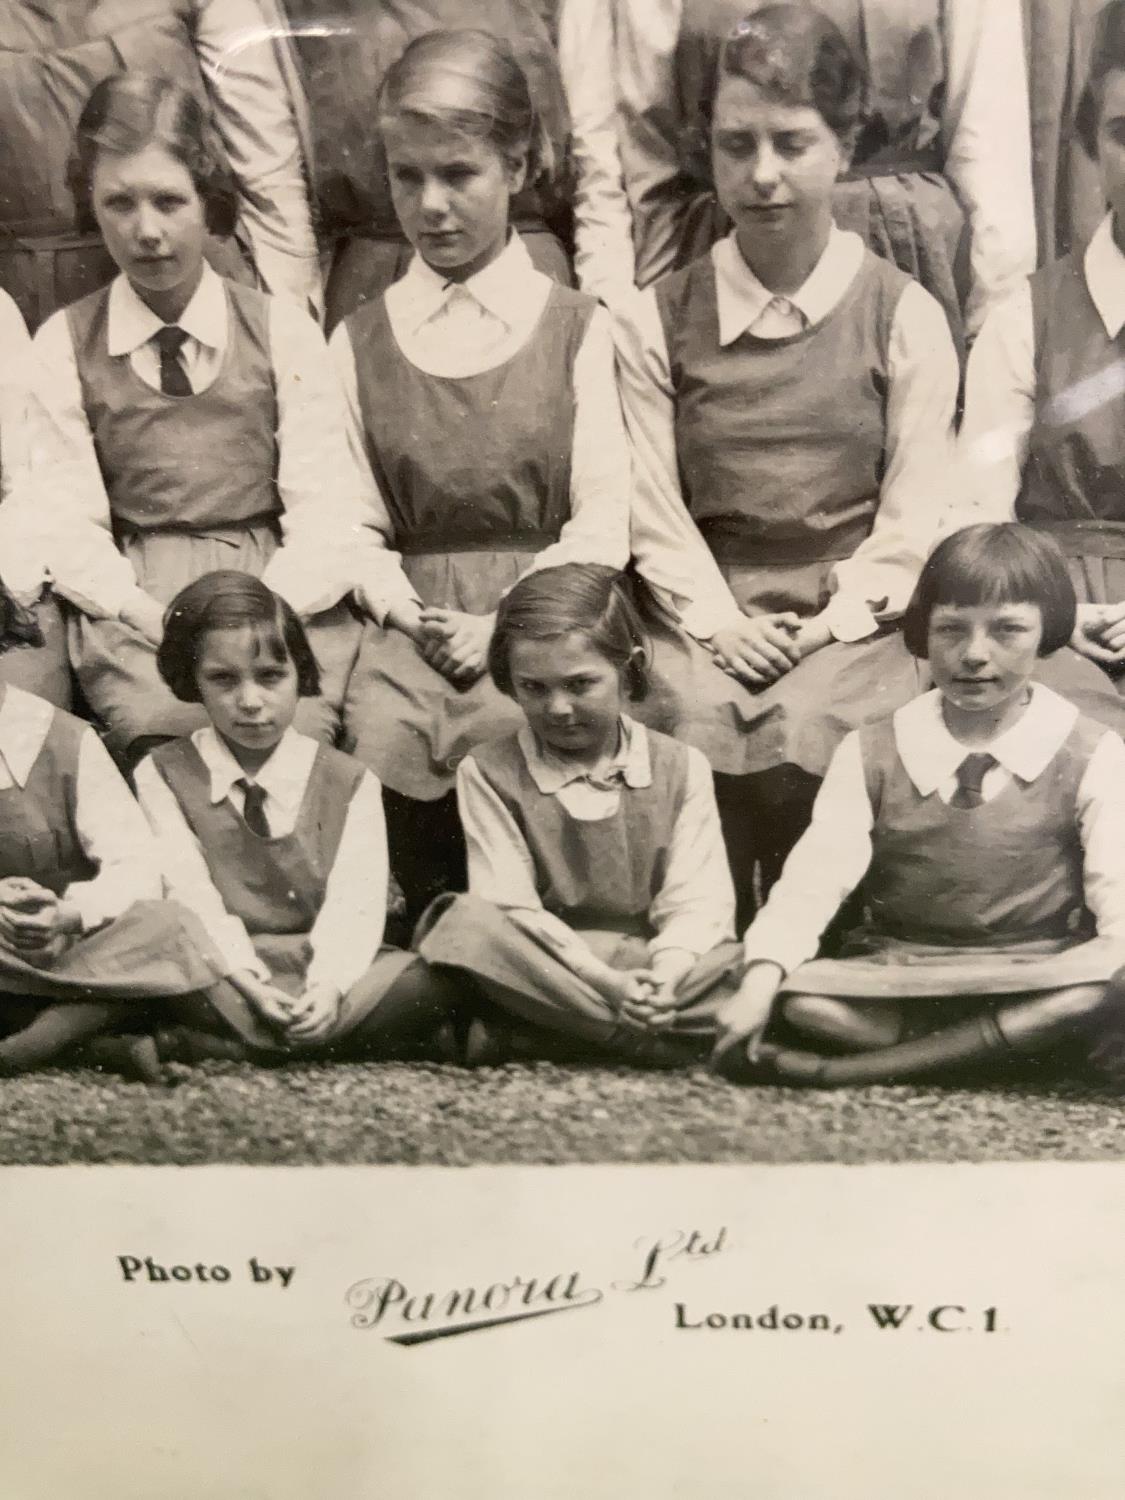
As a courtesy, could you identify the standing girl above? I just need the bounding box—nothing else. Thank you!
[330,30,630,915]
[614,4,959,909]
[715,525,1125,1086]
[0,578,223,1076]
[20,74,367,769]
[417,564,743,1066]
[132,572,463,1071]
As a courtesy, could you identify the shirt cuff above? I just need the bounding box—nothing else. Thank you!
[823,594,880,643]
[678,596,745,643]
[648,923,723,962]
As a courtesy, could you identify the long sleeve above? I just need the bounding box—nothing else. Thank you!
[557,0,637,303]
[23,313,147,621]
[944,0,1037,335]
[193,0,322,316]
[955,283,1034,528]
[826,281,960,638]
[0,293,30,508]
[648,748,736,957]
[64,730,164,932]
[260,296,379,617]
[133,756,267,980]
[458,757,623,986]
[613,287,745,640]
[1076,733,1125,946]
[327,321,422,626]
[305,770,389,995]
[741,733,875,975]
[524,307,631,578]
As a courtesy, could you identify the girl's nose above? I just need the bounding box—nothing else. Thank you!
[135,204,161,245]
[419,178,451,219]
[962,629,990,664]
[751,145,782,193]
[545,690,573,719]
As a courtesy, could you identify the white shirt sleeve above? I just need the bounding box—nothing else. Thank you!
[193,0,322,316]
[260,296,378,617]
[826,281,960,639]
[557,0,637,304]
[612,288,744,640]
[0,293,30,508]
[23,313,148,621]
[944,0,1037,335]
[742,733,875,975]
[133,755,268,980]
[955,283,1034,529]
[64,729,164,932]
[327,321,422,626]
[522,306,631,579]
[1076,733,1125,946]
[648,748,736,958]
[458,756,622,987]
[305,769,388,995]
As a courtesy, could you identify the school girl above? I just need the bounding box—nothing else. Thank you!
[263,0,634,322]
[330,30,631,914]
[131,572,463,1074]
[19,74,368,768]
[959,0,1125,702]
[713,525,1125,1087]
[614,0,1036,345]
[416,564,743,1067]
[0,578,223,1076]
[614,4,958,907]
[0,0,319,332]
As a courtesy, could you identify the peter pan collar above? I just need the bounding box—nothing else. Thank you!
[390,232,547,335]
[712,224,864,346]
[518,715,653,795]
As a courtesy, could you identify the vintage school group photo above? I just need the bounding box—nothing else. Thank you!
[1,0,1125,1161]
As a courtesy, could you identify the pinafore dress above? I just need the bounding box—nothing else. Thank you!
[63,277,360,757]
[148,736,415,1049]
[343,281,596,801]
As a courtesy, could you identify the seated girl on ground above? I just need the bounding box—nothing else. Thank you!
[416,563,743,1067]
[713,524,1125,1087]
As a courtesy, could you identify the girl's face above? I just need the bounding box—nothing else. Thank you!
[711,74,849,263]
[91,143,207,318]
[927,602,1043,735]
[383,114,524,282]
[194,627,299,774]
[1095,68,1125,235]
[508,631,626,763]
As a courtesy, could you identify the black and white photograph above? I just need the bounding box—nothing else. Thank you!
[1,0,1125,1494]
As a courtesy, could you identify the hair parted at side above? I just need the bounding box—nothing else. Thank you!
[68,73,238,236]
[1077,0,1125,157]
[713,3,866,143]
[378,28,556,191]
[157,571,320,703]
[488,564,651,701]
[902,524,1077,659]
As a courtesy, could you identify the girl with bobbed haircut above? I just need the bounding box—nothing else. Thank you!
[902,525,1078,661]
[488,564,649,702]
[157,571,320,705]
[67,73,239,239]
[379,28,562,204]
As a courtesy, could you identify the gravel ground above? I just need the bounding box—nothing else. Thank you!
[3,1059,1125,1164]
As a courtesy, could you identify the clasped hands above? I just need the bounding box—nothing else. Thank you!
[387,602,495,686]
[599,949,698,1031]
[1071,601,1125,668]
[232,971,342,1047]
[709,611,833,688]
[0,877,82,966]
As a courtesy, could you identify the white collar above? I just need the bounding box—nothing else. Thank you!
[1084,214,1125,339]
[517,715,653,795]
[892,685,1079,797]
[107,261,227,358]
[388,233,546,336]
[0,685,54,788]
[191,724,318,815]
[711,224,864,346]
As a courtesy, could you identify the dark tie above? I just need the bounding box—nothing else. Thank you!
[950,752,997,809]
[153,324,191,397]
[235,778,270,838]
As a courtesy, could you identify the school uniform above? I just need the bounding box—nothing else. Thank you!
[743,685,1125,1002]
[0,0,319,332]
[134,727,424,1052]
[616,226,958,781]
[0,686,222,1012]
[331,233,630,802]
[417,716,742,1064]
[615,0,1036,342]
[22,264,368,758]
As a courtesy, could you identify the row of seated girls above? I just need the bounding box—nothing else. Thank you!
[1,5,1125,1090]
